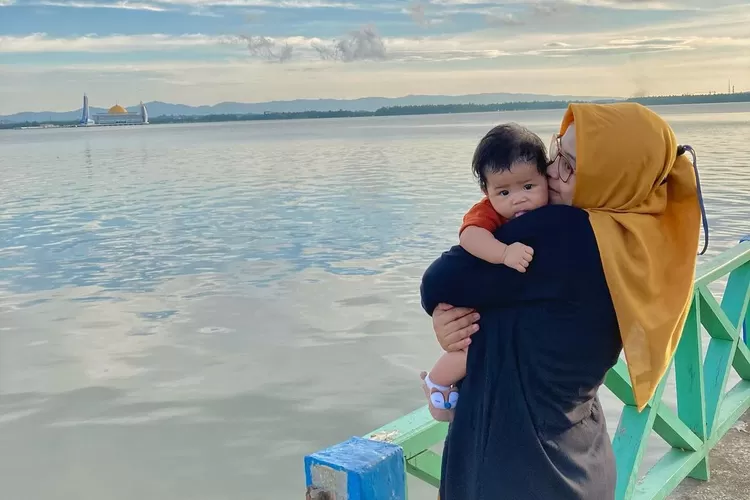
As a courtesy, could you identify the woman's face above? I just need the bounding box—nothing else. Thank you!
[547,124,577,206]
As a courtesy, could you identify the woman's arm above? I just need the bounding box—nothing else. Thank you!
[420,244,527,314]
[420,205,586,315]
[432,303,480,352]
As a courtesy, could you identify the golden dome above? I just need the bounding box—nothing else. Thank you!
[108,104,128,114]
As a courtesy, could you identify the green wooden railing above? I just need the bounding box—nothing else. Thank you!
[354,238,750,500]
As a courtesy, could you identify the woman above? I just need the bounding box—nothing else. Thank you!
[421,103,701,499]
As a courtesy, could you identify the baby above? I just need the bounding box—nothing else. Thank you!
[421,123,550,420]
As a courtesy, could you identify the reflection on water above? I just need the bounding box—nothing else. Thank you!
[1,104,749,499]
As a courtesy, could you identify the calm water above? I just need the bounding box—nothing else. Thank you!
[1,104,749,499]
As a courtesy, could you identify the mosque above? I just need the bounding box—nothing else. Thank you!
[79,94,149,126]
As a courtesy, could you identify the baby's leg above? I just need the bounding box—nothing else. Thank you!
[429,349,468,387]
[420,349,467,422]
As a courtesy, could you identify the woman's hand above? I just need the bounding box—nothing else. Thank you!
[432,303,480,352]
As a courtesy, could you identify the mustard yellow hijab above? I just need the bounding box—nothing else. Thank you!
[560,102,701,411]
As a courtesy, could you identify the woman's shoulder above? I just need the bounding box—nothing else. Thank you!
[496,204,603,275]
[496,204,592,241]
[528,204,589,224]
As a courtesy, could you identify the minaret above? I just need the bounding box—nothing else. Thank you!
[140,101,149,124]
[80,93,94,125]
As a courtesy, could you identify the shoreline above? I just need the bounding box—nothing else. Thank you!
[3,92,749,130]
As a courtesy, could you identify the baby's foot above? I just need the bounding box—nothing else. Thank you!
[420,371,458,422]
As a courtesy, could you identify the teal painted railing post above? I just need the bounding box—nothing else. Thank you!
[742,235,750,344]
[304,437,406,500]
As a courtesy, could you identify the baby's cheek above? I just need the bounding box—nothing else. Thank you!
[488,197,506,215]
[540,188,551,205]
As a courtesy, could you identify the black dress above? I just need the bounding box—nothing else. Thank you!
[421,204,622,500]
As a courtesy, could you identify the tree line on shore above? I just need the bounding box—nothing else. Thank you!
[3,92,749,130]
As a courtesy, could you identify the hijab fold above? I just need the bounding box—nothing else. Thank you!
[561,103,701,411]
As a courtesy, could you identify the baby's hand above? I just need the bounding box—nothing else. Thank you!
[503,242,534,273]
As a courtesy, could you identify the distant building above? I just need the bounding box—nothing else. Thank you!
[93,103,149,125]
[79,94,149,126]
[80,94,95,125]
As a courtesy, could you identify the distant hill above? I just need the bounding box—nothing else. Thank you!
[0,92,615,123]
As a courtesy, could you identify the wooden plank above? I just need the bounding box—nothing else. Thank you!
[703,336,738,438]
[709,380,750,447]
[606,356,702,453]
[605,358,637,406]
[365,406,448,460]
[674,299,709,479]
[721,262,750,330]
[699,287,737,341]
[694,243,750,288]
[613,374,669,500]
[653,404,703,453]
[732,341,750,380]
[607,355,703,453]
[633,449,705,500]
[723,264,750,381]
[406,450,442,488]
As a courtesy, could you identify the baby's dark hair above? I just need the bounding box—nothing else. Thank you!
[472,123,548,192]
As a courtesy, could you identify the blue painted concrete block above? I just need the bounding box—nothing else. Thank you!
[304,436,406,500]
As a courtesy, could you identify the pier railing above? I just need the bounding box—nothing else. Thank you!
[304,237,750,500]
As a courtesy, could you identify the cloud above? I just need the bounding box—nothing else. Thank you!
[407,1,445,27]
[312,26,387,62]
[482,1,573,27]
[188,7,222,15]
[3,0,750,115]
[17,0,384,10]
[529,1,572,16]
[485,13,524,26]
[0,31,385,63]
[0,0,15,5]
[563,0,699,10]
[244,9,264,21]
[37,0,169,10]
[2,3,749,68]
[4,26,750,64]
[4,44,749,114]
[240,35,294,62]
[147,0,367,8]
[528,37,695,57]
[0,34,236,53]
[408,1,426,24]
[434,0,696,10]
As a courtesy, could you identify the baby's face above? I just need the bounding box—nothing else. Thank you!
[484,161,549,220]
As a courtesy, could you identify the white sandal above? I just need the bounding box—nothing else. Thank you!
[420,371,459,422]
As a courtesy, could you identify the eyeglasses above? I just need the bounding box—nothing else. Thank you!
[548,134,576,183]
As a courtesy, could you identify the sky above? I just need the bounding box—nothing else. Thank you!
[1,0,749,114]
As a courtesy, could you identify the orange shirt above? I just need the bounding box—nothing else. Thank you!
[459,198,506,235]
